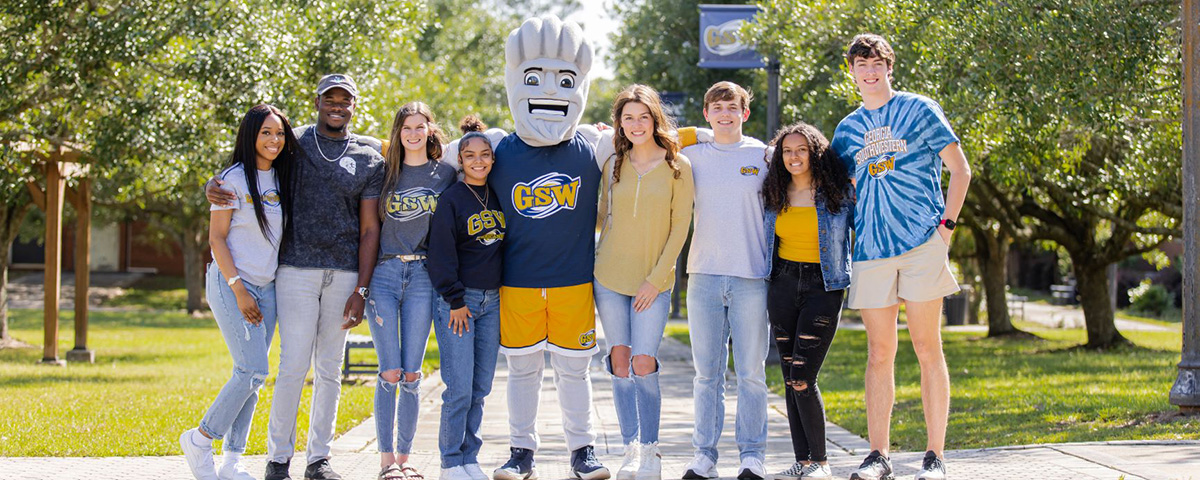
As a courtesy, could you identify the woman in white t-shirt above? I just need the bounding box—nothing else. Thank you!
[180,104,297,480]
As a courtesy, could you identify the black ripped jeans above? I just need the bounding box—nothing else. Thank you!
[767,259,844,463]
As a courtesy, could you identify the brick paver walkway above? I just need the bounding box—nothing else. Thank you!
[2,333,1197,479]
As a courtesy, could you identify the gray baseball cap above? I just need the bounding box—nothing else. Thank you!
[316,73,359,97]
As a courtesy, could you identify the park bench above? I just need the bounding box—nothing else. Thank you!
[1006,293,1027,321]
[1050,284,1077,305]
[342,333,378,377]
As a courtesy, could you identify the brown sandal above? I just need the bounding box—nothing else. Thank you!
[399,463,425,480]
[380,465,405,480]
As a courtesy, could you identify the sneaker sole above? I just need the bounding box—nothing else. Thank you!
[737,469,764,480]
[849,475,895,480]
[494,469,538,480]
[682,470,717,480]
[573,467,611,480]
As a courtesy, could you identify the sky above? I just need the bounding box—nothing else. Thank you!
[565,1,619,80]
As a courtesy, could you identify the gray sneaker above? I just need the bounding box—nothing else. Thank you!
[849,451,894,480]
[915,451,946,480]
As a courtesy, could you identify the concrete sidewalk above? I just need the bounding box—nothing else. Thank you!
[2,335,1197,479]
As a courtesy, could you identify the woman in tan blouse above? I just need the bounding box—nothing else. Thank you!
[594,84,695,480]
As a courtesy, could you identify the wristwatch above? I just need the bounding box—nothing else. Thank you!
[227,275,241,287]
[940,218,957,230]
[356,286,370,300]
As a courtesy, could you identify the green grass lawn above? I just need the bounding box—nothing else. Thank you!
[103,275,191,310]
[665,319,1197,450]
[0,308,438,456]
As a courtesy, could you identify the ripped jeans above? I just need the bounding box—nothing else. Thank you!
[366,257,435,454]
[766,259,843,463]
[200,262,276,453]
[594,281,671,445]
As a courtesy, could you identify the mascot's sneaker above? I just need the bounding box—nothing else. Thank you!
[915,451,947,480]
[849,451,894,480]
[681,454,718,479]
[570,445,611,480]
[494,447,538,480]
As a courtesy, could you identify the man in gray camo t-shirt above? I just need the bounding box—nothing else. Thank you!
[206,74,383,480]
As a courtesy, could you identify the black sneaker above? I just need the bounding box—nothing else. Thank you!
[265,460,291,480]
[570,445,611,480]
[915,451,946,480]
[304,459,343,480]
[849,450,894,480]
[494,447,538,480]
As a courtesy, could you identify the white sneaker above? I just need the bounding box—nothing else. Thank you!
[443,466,474,480]
[179,429,219,480]
[771,462,804,480]
[636,443,661,480]
[464,464,489,480]
[616,443,640,480]
[737,457,766,480]
[681,454,718,479]
[217,459,256,480]
[799,463,832,480]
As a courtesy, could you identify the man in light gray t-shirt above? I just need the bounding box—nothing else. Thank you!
[678,81,772,480]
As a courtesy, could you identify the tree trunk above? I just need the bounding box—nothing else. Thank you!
[982,232,1018,336]
[1,201,33,344]
[180,225,208,314]
[1073,257,1129,348]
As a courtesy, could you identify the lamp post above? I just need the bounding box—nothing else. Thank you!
[1170,0,1200,412]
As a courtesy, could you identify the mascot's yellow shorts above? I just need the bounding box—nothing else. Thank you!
[500,283,596,357]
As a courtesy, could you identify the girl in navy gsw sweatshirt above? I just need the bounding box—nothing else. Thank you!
[426,117,506,476]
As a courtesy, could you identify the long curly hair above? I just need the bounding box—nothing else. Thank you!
[762,122,851,214]
[380,101,446,218]
[609,84,681,183]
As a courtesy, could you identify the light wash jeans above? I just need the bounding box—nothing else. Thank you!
[685,273,769,462]
[266,266,357,464]
[594,281,670,445]
[199,263,276,454]
[366,258,436,454]
[507,351,597,452]
[434,288,501,468]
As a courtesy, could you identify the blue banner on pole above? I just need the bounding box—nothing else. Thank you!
[698,4,765,69]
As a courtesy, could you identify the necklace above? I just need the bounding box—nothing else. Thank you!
[314,132,351,162]
[467,183,489,210]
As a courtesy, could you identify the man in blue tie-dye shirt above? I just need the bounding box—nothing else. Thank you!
[831,34,971,480]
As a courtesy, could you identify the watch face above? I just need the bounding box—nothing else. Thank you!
[358,287,370,298]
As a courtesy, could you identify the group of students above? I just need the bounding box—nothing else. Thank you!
[179,32,969,480]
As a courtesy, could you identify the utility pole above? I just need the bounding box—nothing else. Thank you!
[767,57,781,140]
[1170,0,1200,412]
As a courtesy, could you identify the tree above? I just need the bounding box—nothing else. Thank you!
[749,0,1182,348]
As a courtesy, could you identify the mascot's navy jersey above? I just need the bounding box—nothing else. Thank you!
[489,131,600,288]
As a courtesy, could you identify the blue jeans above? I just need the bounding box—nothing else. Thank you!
[594,281,670,445]
[366,258,435,454]
[200,263,276,454]
[434,289,501,468]
[685,273,769,462]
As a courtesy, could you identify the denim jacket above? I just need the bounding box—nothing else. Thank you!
[764,193,853,291]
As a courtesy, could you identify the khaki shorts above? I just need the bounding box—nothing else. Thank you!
[847,232,960,309]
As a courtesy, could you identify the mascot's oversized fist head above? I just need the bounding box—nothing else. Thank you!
[505,15,593,147]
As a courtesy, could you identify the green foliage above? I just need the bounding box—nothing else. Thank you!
[610,0,768,137]
[0,308,438,456]
[1127,280,1173,318]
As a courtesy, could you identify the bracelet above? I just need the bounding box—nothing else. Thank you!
[227,275,241,287]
